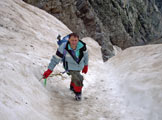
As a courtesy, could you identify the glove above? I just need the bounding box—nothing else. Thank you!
[82,65,88,74]
[43,69,52,78]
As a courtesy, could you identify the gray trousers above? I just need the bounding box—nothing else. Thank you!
[69,70,84,87]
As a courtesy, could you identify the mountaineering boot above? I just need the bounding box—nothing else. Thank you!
[75,92,82,101]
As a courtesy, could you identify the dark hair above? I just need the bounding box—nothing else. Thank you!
[69,33,79,39]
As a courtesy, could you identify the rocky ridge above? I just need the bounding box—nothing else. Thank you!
[23,0,162,61]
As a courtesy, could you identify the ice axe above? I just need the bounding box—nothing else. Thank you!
[39,77,47,86]
[39,71,68,86]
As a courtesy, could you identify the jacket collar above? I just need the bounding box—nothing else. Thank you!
[65,40,87,64]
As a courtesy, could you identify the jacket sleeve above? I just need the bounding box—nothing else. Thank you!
[83,49,89,66]
[48,43,66,71]
[48,55,61,71]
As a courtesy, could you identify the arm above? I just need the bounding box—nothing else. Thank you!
[43,43,66,78]
[48,43,66,70]
[83,49,89,66]
[48,55,61,71]
[82,49,89,74]
[43,52,62,79]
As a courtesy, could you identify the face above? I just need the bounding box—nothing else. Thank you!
[69,36,79,48]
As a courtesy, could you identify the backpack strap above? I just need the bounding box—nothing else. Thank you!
[62,43,68,72]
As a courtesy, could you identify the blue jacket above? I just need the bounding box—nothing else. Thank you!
[48,40,88,71]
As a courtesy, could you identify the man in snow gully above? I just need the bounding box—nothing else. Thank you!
[43,33,89,101]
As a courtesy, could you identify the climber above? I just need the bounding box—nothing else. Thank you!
[43,33,89,101]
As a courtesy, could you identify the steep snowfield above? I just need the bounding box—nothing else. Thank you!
[0,0,71,120]
[0,0,162,120]
[106,45,162,120]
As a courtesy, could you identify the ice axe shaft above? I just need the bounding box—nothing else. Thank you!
[44,78,47,86]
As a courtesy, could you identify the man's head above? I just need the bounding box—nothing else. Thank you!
[69,33,79,49]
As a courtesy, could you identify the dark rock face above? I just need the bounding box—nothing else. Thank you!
[156,0,162,13]
[24,0,162,61]
[90,0,162,46]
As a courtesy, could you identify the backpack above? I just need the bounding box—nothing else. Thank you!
[57,34,69,46]
[57,34,69,72]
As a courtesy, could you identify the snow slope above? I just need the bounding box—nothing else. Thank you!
[0,0,162,120]
[0,0,71,120]
[106,44,162,120]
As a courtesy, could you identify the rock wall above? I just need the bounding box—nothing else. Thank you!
[23,0,162,61]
